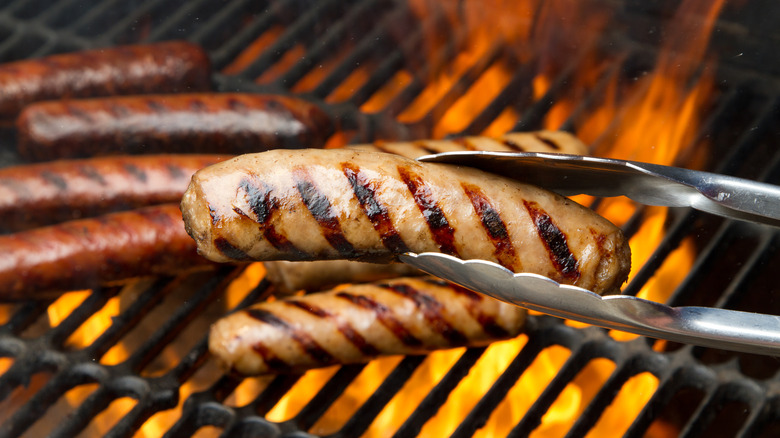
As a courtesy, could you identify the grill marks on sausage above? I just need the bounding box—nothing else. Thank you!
[40,170,68,191]
[380,282,469,346]
[423,279,511,338]
[123,163,148,183]
[246,308,337,370]
[341,163,409,254]
[294,168,358,258]
[462,183,517,269]
[336,291,423,348]
[523,200,580,281]
[284,300,380,357]
[534,133,562,150]
[214,237,252,261]
[397,166,458,256]
[237,177,306,258]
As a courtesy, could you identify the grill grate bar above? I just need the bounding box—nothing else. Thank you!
[292,363,367,432]
[333,355,425,438]
[275,0,393,90]
[310,4,414,100]
[391,347,487,438]
[235,0,352,80]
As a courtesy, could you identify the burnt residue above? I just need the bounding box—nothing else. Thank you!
[462,183,517,268]
[246,308,336,367]
[342,163,409,253]
[397,166,458,255]
[381,282,469,346]
[285,300,380,357]
[336,291,423,348]
[294,168,358,258]
[523,200,580,281]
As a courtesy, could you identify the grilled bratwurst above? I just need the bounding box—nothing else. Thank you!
[182,148,630,295]
[209,276,526,375]
[351,130,588,158]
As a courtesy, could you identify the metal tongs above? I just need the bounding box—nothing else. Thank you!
[399,151,780,356]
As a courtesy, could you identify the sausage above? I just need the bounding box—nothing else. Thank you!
[16,93,333,161]
[181,148,631,295]
[0,40,211,121]
[349,130,589,159]
[209,276,526,375]
[0,154,227,233]
[264,260,421,294]
[0,204,213,299]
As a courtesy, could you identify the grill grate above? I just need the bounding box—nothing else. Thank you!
[0,1,779,437]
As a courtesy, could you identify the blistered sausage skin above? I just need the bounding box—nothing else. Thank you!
[0,204,212,299]
[0,41,211,121]
[16,93,333,161]
[0,154,227,233]
[182,148,630,295]
[209,276,526,375]
[350,130,589,159]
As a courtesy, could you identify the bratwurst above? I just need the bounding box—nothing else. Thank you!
[181,148,630,295]
[209,276,526,375]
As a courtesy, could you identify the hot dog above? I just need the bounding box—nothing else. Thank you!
[209,276,526,375]
[0,41,211,122]
[0,154,227,232]
[181,148,630,295]
[16,93,333,160]
[0,204,212,299]
[350,130,588,158]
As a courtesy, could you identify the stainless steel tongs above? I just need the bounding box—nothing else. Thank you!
[399,151,780,356]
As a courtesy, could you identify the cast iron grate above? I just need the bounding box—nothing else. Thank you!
[0,0,778,437]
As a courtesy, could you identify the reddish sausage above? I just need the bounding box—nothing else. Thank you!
[0,41,211,121]
[16,93,333,161]
[0,204,212,299]
[0,154,227,232]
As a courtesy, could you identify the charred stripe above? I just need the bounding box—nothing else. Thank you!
[238,177,274,223]
[381,282,469,346]
[294,168,358,258]
[397,166,458,255]
[165,163,187,180]
[77,165,108,185]
[534,133,562,150]
[462,183,517,268]
[501,138,528,152]
[416,279,509,338]
[336,292,423,348]
[412,141,441,154]
[342,163,409,253]
[250,341,290,373]
[284,300,380,357]
[123,163,148,183]
[40,170,68,191]
[246,308,337,367]
[523,201,580,281]
[214,237,252,261]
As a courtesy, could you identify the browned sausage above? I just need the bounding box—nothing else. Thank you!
[350,130,589,158]
[209,276,526,375]
[0,41,211,121]
[0,154,228,232]
[181,148,631,295]
[16,93,333,161]
[0,204,213,299]
[263,260,422,294]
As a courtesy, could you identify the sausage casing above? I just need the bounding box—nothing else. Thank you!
[0,154,227,232]
[264,260,421,294]
[351,130,589,159]
[181,148,630,295]
[0,41,211,121]
[16,93,333,161]
[0,204,211,299]
[209,276,526,375]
